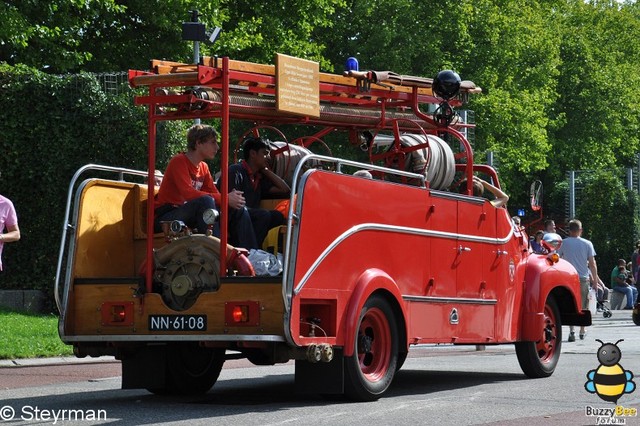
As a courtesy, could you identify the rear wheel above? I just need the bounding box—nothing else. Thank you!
[515,296,561,378]
[344,295,399,401]
[396,351,408,372]
[147,343,225,395]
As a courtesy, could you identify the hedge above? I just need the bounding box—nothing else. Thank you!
[0,64,187,311]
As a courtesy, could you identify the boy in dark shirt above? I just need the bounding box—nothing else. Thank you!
[226,136,291,247]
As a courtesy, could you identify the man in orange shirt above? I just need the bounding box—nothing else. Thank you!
[154,124,257,248]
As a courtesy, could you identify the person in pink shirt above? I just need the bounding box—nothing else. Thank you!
[0,194,20,271]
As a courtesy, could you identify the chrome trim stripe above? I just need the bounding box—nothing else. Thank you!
[60,334,287,343]
[403,295,497,305]
[430,188,486,204]
[293,222,513,295]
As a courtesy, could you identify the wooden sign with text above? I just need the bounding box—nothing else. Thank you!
[275,53,320,118]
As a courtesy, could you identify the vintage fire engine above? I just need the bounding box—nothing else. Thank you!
[55,54,591,401]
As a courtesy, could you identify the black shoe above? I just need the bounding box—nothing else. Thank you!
[568,332,576,342]
[579,331,586,340]
[623,306,633,310]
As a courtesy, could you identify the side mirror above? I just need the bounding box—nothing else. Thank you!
[530,180,543,212]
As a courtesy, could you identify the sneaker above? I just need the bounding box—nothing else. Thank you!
[568,332,576,342]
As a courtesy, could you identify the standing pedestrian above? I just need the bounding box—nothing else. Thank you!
[0,194,20,271]
[543,219,556,235]
[557,219,598,341]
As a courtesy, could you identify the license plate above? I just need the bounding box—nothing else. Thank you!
[149,315,207,331]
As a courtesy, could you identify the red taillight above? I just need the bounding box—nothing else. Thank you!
[101,302,134,326]
[232,305,248,322]
[225,301,260,326]
[112,305,126,322]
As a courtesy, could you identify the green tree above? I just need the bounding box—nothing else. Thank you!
[549,0,640,179]
[0,0,126,72]
[204,0,345,71]
[0,0,346,73]
[575,170,640,273]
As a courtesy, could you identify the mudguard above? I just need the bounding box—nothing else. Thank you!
[343,268,407,357]
[520,255,586,340]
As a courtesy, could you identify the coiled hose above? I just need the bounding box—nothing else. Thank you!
[371,133,456,190]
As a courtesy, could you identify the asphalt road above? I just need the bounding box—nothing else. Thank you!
[0,310,639,425]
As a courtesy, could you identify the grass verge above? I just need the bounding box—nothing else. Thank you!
[0,307,73,359]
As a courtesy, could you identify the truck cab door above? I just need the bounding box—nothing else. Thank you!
[456,198,493,299]
[425,193,459,298]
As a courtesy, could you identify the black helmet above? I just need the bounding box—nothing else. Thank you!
[433,70,461,100]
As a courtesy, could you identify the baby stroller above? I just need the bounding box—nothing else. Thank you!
[593,284,612,318]
[597,299,612,318]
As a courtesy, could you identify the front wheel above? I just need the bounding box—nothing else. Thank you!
[633,302,640,326]
[515,296,561,378]
[344,294,399,401]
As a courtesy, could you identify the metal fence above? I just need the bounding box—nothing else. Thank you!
[565,162,640,219]
[67,71,131,96]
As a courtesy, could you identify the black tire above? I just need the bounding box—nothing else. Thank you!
[148,343,224,395]
[344,295,399,401]
[396,351,408,372]
[515,296,561,378]
[633,305,640,326]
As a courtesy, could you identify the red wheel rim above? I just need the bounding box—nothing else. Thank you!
[536,303,558,363]
[357,307,392,381]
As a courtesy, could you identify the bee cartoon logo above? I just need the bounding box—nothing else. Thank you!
[585,339,636,403]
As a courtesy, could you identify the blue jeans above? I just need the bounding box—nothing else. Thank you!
[155,195,216,235]
[155,195,258,249]
[228,207,258,249]
[613,285,638,308]
[247,208,285,248]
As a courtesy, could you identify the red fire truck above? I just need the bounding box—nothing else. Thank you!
[55,54,591,401]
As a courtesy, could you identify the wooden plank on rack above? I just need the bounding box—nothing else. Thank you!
[130,72,200,87]
[140,57,439,100]
[201,56,432,96]
[150,59,198,74]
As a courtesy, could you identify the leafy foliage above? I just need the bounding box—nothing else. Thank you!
[202,0,346,71]
[575,170,640,272]
[0,0,126,72]
[550,1,640,178]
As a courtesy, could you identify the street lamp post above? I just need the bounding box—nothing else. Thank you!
[182,10,221,125]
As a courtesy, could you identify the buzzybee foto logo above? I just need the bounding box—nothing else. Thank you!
[585,340,635,403]
[584,339,637,425]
